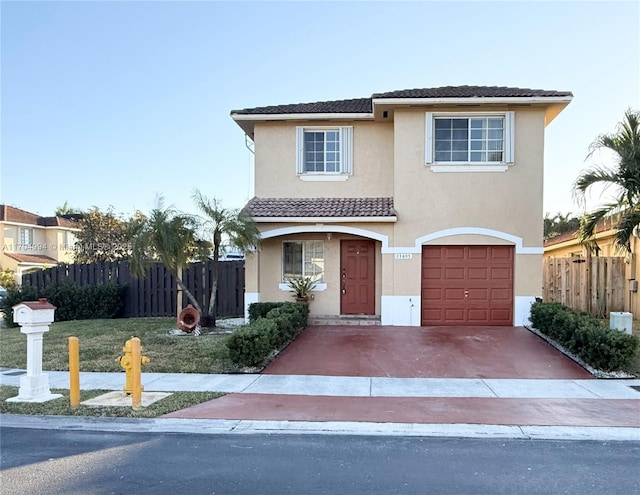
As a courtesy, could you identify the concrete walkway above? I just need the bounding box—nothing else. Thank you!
[2,369,639,399]
[2,368,639,440]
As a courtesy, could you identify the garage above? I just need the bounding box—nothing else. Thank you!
[421,245,513,326]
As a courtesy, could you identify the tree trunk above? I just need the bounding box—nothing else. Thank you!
[176,276,202,314]
[207,259,219,327]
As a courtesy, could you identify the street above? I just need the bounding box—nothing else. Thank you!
[1,427,638,494]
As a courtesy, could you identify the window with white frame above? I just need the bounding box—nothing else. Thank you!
[19,228,34,247]
[296,126,352,177]
[425,112,514,171]
[282,241,324,282]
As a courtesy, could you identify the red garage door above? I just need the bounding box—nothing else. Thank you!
[421,246,513,326]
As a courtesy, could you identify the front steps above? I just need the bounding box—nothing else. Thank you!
[308,314,381,326]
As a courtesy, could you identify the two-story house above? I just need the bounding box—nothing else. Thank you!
[1,205,80,283]
[231,86,572,326]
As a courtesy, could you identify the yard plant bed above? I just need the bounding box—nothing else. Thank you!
[0,317,238,374]
[529,301,640,377]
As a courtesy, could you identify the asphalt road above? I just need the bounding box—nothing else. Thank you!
[1,427,638,494]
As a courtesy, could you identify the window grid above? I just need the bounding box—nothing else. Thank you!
[283,241,324,282]
[434,117,504,163]
[304,131,341,172]
[19,228,34,246]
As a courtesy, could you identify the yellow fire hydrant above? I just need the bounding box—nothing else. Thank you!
[116,337,150,395]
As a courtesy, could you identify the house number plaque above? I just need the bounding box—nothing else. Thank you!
[394,253,412,260]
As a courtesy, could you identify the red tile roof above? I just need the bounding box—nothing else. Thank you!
[0,205,79,229]
[233,98,372,116]
[245,197,397,218]
[4,253,58,264]
[232,86,573,115]
[373,86,573,99]
[544,216,618,247]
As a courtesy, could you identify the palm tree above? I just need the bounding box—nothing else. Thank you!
[543,211,580,240]
[573,109,640,253]
[192,189,261,327]
[55,201,82,216]
[129,198,204,312]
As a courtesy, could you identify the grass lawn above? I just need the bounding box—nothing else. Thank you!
[0,317,242,417]
[0,386,223,418]
[0,317,239,373]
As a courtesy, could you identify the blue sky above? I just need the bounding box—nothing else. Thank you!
[2,0,639,219]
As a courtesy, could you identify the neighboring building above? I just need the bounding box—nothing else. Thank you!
[544,216,630,258]
[231,85,572,326]
[544,217,639,313]
[0,205,80,283]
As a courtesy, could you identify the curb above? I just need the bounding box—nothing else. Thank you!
[1,414,639,442]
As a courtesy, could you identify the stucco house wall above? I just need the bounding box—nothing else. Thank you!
[0,205,80,283]
[235,86,571,326]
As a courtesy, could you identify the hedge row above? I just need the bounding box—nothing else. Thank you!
[227,302,309,368]
[0,282,125,326]
[529,301,639,372]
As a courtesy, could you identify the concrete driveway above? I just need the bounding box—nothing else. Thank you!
[263,325,593,379]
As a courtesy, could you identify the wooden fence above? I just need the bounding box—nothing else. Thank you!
[21,260,245,318]
[542,257,625,317]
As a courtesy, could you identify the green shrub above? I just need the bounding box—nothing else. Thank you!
[267,311,296,346]
[0,285,38,326]
[226,319,277,367]
[530,301,567,333]
[529,301,640,372]
[0,282,124,326]
[575,325,639,371]
[43,282,124,321]
[248,302,283,322]
[228,301,309,368]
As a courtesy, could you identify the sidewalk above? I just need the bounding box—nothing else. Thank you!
[2,368,640,440]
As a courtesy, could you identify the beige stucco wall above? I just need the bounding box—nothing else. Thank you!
[48,229,76,263]
[253,121,394,198]
[246,105,552,319]
[391,107,545,248]
[544,230,627,259]
[0,223,77,281]
[248,227,387,315]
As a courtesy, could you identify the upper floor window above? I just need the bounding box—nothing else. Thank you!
[296,126,352,180]
[19,228,34,247]
[61,230,76,250]
[425,112,514,172]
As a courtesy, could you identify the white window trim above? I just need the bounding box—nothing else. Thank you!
[425,111,514,172]
[279,282,327,291]
[19,228,34,246]
[296,126,353,178]
[281,240,326,284]
[299,174,350,182]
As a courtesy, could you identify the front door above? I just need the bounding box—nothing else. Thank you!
[340,240,375,314]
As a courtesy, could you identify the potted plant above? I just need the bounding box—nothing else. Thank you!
[286,276,317,302]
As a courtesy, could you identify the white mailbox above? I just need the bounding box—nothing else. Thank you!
[7,298,61,403]
[13,299,56,326]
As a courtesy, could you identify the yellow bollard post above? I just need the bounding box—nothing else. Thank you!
[130,337,142,410]
[68,337,80,408]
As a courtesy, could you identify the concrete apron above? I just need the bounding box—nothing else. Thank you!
[164,326,640,428]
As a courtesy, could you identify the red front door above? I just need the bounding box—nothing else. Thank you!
[340,240,375,315]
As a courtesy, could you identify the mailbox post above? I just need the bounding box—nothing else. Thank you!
[7,299,62,403]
